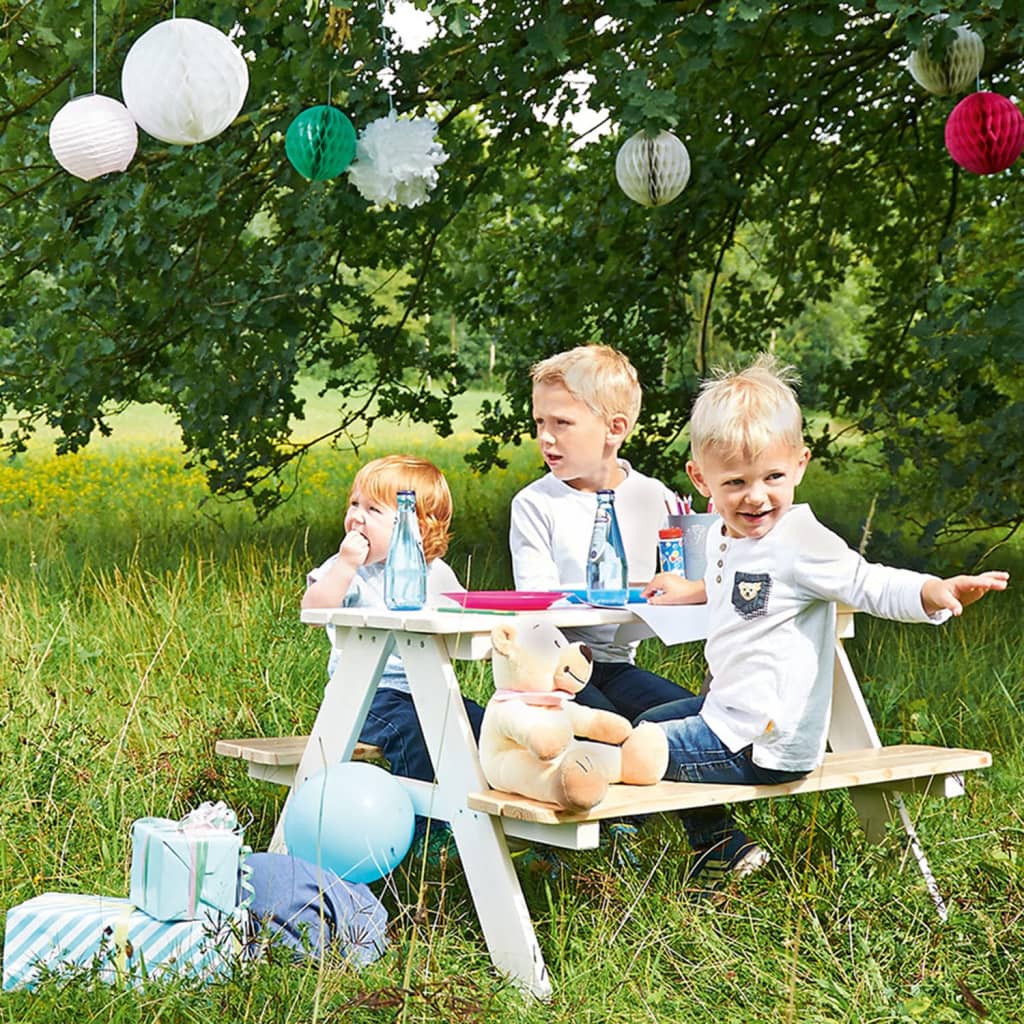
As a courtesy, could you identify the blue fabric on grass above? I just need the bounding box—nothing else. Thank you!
[245,853,388,965]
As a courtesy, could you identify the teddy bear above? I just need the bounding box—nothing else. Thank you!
[478,617,669,811]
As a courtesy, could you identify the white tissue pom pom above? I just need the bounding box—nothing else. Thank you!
[347,111,448,208]
[615,129,690,207]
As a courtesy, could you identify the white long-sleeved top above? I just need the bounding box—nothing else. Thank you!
[307,556,462,691]
[509,460,675,661]
[699,503,949,771]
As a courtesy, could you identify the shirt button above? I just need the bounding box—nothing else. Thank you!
[716,575,722,584]
[717,559,723,568]
[719,544,727,552]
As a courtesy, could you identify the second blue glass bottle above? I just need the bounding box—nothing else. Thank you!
[586,489,628,606]
[384,489,427,611]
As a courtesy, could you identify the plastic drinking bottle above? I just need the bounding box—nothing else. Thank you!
[384,490,427,611]
[586,489,629,606]
[657,526,686,576]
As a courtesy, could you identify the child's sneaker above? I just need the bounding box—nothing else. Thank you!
[511,846,566,880]
[687,829,769,892]
[410,824,459,867]
[606,819,642,869]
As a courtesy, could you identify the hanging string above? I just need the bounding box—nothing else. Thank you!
[376,0,396,114]
[91,0,97,93]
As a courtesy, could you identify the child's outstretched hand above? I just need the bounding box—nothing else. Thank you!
[921,571,1009,617]
[338,530,370,570]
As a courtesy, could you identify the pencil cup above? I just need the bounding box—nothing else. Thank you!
[666,513,719,581]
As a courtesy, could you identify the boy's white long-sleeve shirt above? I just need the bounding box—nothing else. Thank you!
[700,503,949,771]
[509,460,675,662]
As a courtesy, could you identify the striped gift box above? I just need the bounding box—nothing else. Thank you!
[2,893,244,992]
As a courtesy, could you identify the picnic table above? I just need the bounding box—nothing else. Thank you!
[218,602,989,999]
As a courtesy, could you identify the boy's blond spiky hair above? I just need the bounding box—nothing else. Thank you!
[689,353,804,460]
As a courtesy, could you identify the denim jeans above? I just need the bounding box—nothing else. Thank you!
[574,661,696,720]
[637,696,807,850]
[359,687,485,783]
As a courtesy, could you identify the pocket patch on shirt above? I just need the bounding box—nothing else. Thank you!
[732,571,771,620]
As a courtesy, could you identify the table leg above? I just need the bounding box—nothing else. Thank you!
[829,638,948,920]
[269,628,392,852]
[400,634,552,999]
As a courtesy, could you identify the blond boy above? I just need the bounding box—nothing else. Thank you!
[639,354,1008,887]
[509,344,692,717]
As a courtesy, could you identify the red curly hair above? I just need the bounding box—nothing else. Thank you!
[348,455,453,562]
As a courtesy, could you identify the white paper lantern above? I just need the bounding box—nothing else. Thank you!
[48,94,138,181]
[907,22,984,97]
[615,129,690,207]
[121,17,249,145]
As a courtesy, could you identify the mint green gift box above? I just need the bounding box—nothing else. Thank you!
[129,803,244,922]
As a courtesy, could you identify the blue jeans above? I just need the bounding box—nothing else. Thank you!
[359,687,485,784]
[574,661,695,720]
[637,697,807,850]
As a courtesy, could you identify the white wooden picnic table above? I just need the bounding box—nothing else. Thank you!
[231,602,989,998]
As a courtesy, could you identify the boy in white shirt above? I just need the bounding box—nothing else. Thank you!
[509,344,693,719]
[641,354,1008,888]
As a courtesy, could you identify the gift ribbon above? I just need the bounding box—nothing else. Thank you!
[181,798,236,913]
[112,901,135,982]
[490,689,576,707]
[237,843,254,912]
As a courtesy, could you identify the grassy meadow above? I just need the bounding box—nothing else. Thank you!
[1,394,1022,1023]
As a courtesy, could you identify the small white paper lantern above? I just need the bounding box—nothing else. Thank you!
[615,129,690,207]
[907,21,984,97]
[121,17,249,145]
[48,94,138,181]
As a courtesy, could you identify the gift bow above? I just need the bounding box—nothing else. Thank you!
[179,800,239,834]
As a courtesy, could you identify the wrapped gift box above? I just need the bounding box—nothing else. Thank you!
[130,807,243,922]
[2,893,244,992]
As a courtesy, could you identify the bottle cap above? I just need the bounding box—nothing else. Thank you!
[658,527,682,539]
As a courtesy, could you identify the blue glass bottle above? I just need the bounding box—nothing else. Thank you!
[586,489,628,606]
[384,490,427,611]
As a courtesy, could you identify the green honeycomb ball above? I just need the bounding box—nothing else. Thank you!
[285,105,357,181]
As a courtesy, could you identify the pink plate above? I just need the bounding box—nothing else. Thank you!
[442,590,567,611]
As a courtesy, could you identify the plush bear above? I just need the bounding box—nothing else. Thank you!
[478,617,669,811]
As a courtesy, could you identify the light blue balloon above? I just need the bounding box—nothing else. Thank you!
[284,762,415,883]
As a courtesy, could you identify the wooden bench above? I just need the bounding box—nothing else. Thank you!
[218,734,988,848]
[215,736,385,788]
[466,743,990,848]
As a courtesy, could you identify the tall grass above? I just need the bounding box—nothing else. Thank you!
[1,429,1021,1023]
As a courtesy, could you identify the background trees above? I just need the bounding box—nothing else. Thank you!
[2,1,1021,555]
